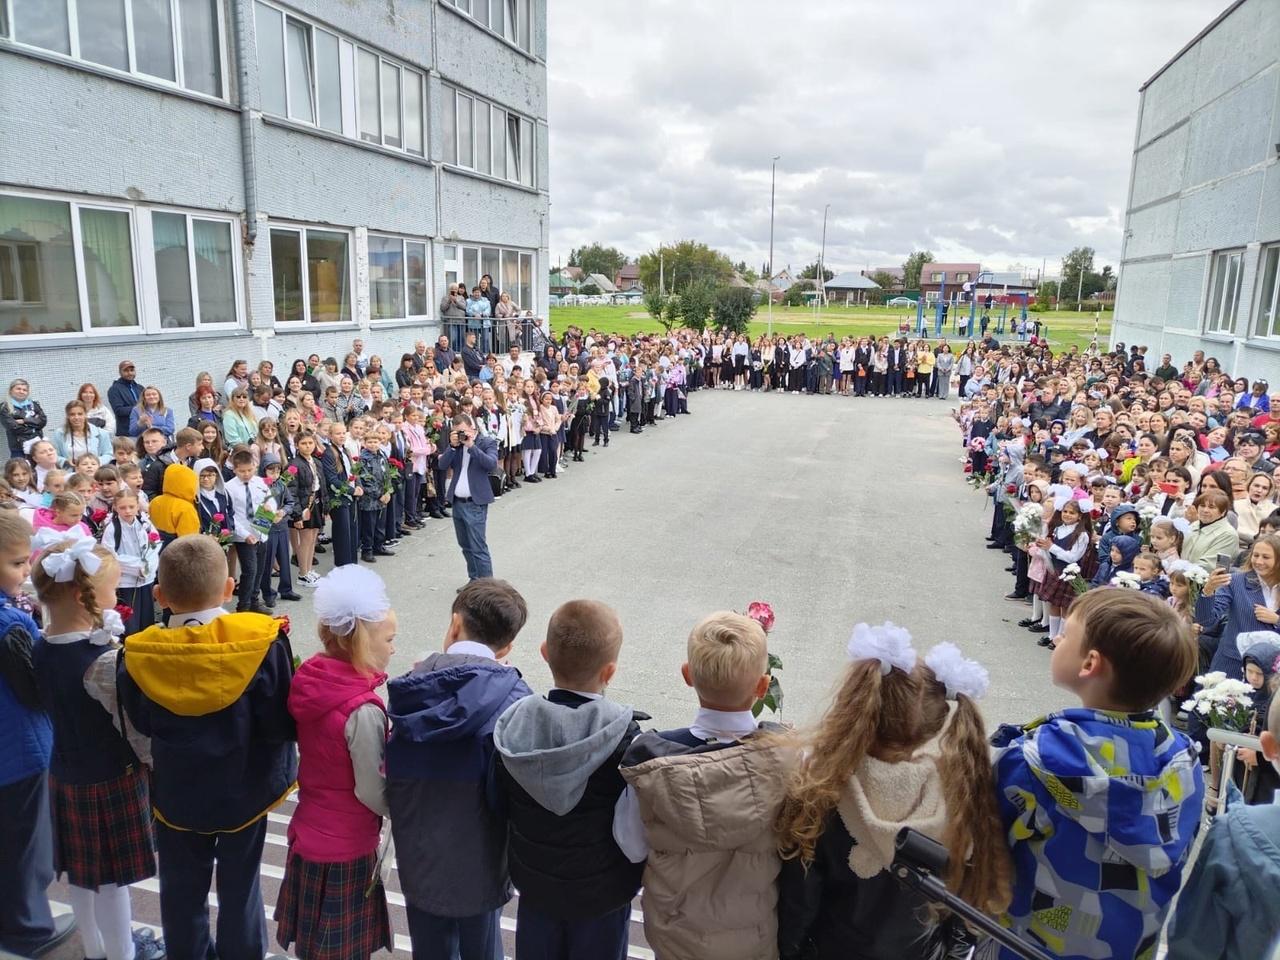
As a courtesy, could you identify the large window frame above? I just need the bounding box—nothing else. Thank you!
[443,242,535,315]
[253,1,426,157]
[1252,243,1280,340]
[444,0,535,56]
[267,223,355,327]
[442,85,535,188]
[1,0,228,99]
[145,207,242,330]
[368,233,430,323]
[1204,248,1244,336]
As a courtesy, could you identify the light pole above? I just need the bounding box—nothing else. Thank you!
[818,203,829,316]
[768,156,779,336]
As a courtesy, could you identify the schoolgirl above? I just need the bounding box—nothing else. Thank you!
[1150,517,1188,572]
[32,493,92,541]
[275,566,394,960]
[519,382,544,483]
[1017,480,1053,636]
[31,537,161,960]
[288,433,324,585]
[30,440,66,492]
[494,390,523,490]
[568,380,592,462]
[96,492,160,636]
[1031,496,1094,646]
[252,417,285,469]
[776,624,1009,959]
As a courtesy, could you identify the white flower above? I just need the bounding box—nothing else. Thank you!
[1062,563,1082,577]
[847,621,918,676]
[1111,572,1142,589]
[924,642,989,701]
[1183,565,1210,585]
[1196,701,1212,715]
[1181,699,1196,712]
[1196,671,1228,686]
[1137,503,1161,520]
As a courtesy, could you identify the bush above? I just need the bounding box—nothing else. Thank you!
[782,285,810,307]
[663,294,684,329]
[581,282,601,296]
[679,280,716,332]
[644,289,667,320]
[712,286,757,334]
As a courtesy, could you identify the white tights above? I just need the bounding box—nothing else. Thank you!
[67,884,134,960]
[1031,595,1045,624]
[522,449,541,478]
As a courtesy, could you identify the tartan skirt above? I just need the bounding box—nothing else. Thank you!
[49,767,155,889]
[275,849,391,960]
[1033,547,1098,608]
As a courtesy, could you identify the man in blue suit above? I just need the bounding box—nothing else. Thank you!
[438,412,497,580]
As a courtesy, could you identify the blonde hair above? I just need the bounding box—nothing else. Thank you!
[686,611,767,703]
[156,534,229,610]
[775,660,1011,915]
[0,510,32,552]
[318,621,380,675]
[51,491,85,516]
[31,541,118,628]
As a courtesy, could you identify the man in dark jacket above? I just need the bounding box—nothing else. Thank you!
[461,332,486,380]
[434,335,456,373]
[108,360,143,437]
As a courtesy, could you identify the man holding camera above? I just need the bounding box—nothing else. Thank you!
[438,412,498,580]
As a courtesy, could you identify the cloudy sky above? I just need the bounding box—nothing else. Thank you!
[546,0,1222,279]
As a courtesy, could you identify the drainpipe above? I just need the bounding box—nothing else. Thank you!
[231,0,259,245]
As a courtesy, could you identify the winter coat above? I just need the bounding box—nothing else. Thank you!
[288,654,386,862]
[148,464,201,540]
[0,398,46,457]
[0,594,52,787]
[620,728,794,960]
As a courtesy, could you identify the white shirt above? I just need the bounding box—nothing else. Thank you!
[171,606,227,627]
[454,446,473,499]
[447,640,496,660]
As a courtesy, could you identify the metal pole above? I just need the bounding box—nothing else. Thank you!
[768,156,779,337]
[659,250,664,296]
[1077,267,1084,312]
[818,203,829,316]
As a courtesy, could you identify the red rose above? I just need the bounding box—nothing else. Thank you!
[212,512,225,522]
[275,614,291,636]
[114,602,133,622]
[348,475,358,483]
[286,464,299,475]
[1130,483,1142,496]
[1113,466,1124,477]
[1091,508,1103,520]
[1005,483,1017,494]
[147,531,160,543]
[219,528,230,537]
[91,508,108,523]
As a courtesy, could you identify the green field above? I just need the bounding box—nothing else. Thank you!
[549,304,1113,353]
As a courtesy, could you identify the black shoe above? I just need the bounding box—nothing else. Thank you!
[1005,592,1028,601]
[384,539,400,547]
[525,475,541,483]
[1026,621,1048,632]
[428,509,446,518]
[261,596,277,609]
[544,473,557,479]
[1004,565,1016,573]
[251,600,272,614]
[1037,635,1053,647]
[509,479,521,488]
[986,542,1005,549]
[399,528,413,536]
[440,509,451,517]
[279,592,302,602]
[592,439,600,446]
[314,544,327,554]
[1017,617,1039,628]
[362,552,376,563]
[132,928,167,960]
[290,556,298,566]
[374,547,396,556]
[31,914,77,957]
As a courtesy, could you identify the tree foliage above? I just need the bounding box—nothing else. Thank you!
[871,270,896,290]
[638,241,734,295]
[679,280,717,332]
[567,243,628,281]
[782,284,812,307]
[580,282,601,296]
[713,286,757,334]
[902,250,935,290]
[644,289,668,323]
[799,261,834,282]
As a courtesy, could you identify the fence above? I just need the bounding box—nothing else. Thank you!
[440,316,547,356]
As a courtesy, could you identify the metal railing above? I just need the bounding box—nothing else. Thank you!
[439,316,546,356]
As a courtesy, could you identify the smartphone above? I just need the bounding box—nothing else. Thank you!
[1215,553,1234,573]
[1158,482,1181,496]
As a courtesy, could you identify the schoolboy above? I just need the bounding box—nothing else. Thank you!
[111,436,138,465]
[990,590,1202,960]
[117,462,147,510]
[224,450,272,612]
[618,612,794,960]
[1166,687,1280,959]
[257,454,300,606]
[387,579,534,959]
[138,428,176,497]
[89,465,121,517]
[493,600,647,959]
[356,428,393,563]
[118,534,296,960]
[171,427,204,467]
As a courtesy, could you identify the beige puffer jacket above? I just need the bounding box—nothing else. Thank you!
[620,732,795,960]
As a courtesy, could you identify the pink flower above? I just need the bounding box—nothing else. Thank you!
[286,464,299,475]
[147,531,160,543]
[219,528,230,537]
[746,601,775,633]
[212,512,225,522]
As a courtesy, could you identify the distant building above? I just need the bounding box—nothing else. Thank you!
[863,267,905,294]
[614,263,641,291]
[770,268,797,291]
[584,272,617,294]
[1111,0,1279,374]
[549,270,580,296]
[825,271,881,305]
[918,262,982,301]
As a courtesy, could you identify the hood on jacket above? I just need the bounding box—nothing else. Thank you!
[388,654,528,744]
[493,694,633,816]
[1237,633,1280,677]
[125,613,282,716]
[161,463,197,501]
[289,653,385,724]
[1109,534,1141,570]
[1106,503,1138,533]
[192,457,227,495]
[1021,709,1201,874]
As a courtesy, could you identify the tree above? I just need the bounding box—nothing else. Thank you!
[580,282,601,296]
[799,261,834,282]
[902,250,935,290]
[713,286,757,334]
[679,280,717,332]
[1059,246,1096,306]
[638,240,734,295]
[782,283,812,307]
[871,270,895,290]
[644,289,668,323]
[567,243,628,281]
[1035,280,1056,311]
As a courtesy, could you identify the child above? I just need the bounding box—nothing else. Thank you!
[258,454,300,605]
[0,511,71,957]
[5,456,41,508]
[31,536,162,960]
[111,436,137,466]
[1150,517,1186,571]
[1164,679,1280,958]
[98,492,161,636]
[1133,553,1169,599]
[193,457,231,536]
[776,624,1009,959]
[31,491,91,540]
[117,534,297,960]
[357,429,393,563]
[990,590,1203,960]
[137,428,175,497]
[148,463,200,547]
[225,449,273,613]
[618,612,795,960]
[275,566,395,960]
[387,578,534,957]
[117,462,146,511]
[89,465,121,518]
[1032,498,1094,646]
[1090,533,1140,587]
[493,600,647,959]
[74,453,100,481]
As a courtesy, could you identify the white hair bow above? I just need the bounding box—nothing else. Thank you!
[924,642,989,701]
[847,622,917,676]
[313,565,391,635]
[1060,460,1085,476]
[1170,517,1192,537]
[90,608,126,646]
[39,535,101,583]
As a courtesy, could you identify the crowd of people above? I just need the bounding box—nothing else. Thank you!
[1,320,1279,960]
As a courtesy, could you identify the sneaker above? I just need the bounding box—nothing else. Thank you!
[132,928,166,960]
[299,571,320,585]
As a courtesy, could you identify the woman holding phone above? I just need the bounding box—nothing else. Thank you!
[1195,533,1280,678]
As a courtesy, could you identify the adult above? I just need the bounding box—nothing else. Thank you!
[465,286,492,324]
[1198,533,1280,678]
[1153,353,1179,382]
[77,383,115,434]
[395,354,418,390]
[223,359,249,401]
[439,284,466,319]
[438,413,497,581]
[128,387,175,441]
[221,388,258,447]
[934,345,955,401]
[291,358,321,398]
[461,333,486,380]
[0,379,47,458]
[435,335,456,373]
[410,340,431,372]
[188,372,226,417]
[1183,489,1240,571]
[51,401,113,464]
[256,360,283,394]
[1234,430,1275,476]
[108,359,143,436]
[351,339,369,377]
[479,273,500,318]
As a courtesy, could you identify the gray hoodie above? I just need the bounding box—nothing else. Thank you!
[493,695,633,816]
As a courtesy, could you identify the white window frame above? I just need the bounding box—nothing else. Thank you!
[452,242,536,315]
[447,0,534,55]
[368,233,431,324]
[1204,248,1245,336]
[140,207,243,330]
[266,222,355,327]
[444,84,536,188]
[1,0,228,99]
[1253,243,1280,340]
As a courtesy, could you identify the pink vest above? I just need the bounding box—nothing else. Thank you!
[287,655,386,863]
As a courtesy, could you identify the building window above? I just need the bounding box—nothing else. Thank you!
[449,243,535,313]
[929,272,943,282]
[368,234,429,321]
[253,2,425,156]
[443,85,536,188]
[269,226,351,324]
[3,0,224,97]
[1205,249,1244,335]
[1255,244,1280,339]
[446,0,534,54]
[954,272,971,283]
[151,212,237,328]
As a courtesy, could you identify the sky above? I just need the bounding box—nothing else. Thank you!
[546,0,1224,280]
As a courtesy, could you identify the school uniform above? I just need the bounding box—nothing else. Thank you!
[99,512,162,636]
[357,448,392,557]
[322,444,359,566]
[225,473,273,611]
[1033,522,1091,609]
[259,471,296,603]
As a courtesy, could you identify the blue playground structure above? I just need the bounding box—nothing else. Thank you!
[912,270,1033,341]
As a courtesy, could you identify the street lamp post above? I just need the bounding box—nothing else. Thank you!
[818,203,829,316]
[768,156,779,337]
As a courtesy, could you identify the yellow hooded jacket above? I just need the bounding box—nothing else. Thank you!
[149,463,201,537]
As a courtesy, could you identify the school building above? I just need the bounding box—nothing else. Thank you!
[1110,0,1280,377]
[1,0,550,404]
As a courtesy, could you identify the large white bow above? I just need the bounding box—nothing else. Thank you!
[38,535,101,583]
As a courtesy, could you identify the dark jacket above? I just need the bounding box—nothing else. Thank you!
[108,378,143,436]
[386,652,533,916]
[462,346,486,379]
[1,399,47,457]
[287,455,320,522]
[321,444,357,507]
[435,348,456,373]
[357,449,391,512]
[0,594,52,787]
[439,436,499,506]
[34,638,136,784]
[118,613,297,832]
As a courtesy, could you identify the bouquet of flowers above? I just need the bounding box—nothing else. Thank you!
[1182,671,1254,731]
[1013,502,1045,547]
[387,457,406,490]
[1136,502,1162,547]
[967,469,994,491]
[202,512,233,547]
[1059,562,1090,595]
[1110,571,1142,590]
[1167,559,1210,604]
[357,462,395,499]
[744,601,783,719]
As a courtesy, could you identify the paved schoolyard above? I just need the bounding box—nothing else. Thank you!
[287,388,1071,729]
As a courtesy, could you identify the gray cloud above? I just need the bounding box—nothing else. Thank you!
[547,0,1219,277]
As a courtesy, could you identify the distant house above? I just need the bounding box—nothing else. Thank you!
[771,268,797,291]
[753,279,782,303]
[918,262,982,301]
[728,273,752,288]
[585,273,617,294]
[614,263,642,291]
[973,271,1036,302]
[562,266,585,281]
[549,271,580,296]
[825,271,881,305]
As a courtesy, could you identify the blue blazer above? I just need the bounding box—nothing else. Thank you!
[1195,570,1279,676]
[439,436,498,505]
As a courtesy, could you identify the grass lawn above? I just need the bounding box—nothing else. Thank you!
[550,304,1113,353]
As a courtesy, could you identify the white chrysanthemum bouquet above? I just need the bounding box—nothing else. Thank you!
[1183,671,1254,731]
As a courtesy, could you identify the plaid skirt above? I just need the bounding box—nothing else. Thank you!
[50,767,155,888]
[275,849,391,960]
[1033,547,1098,608]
